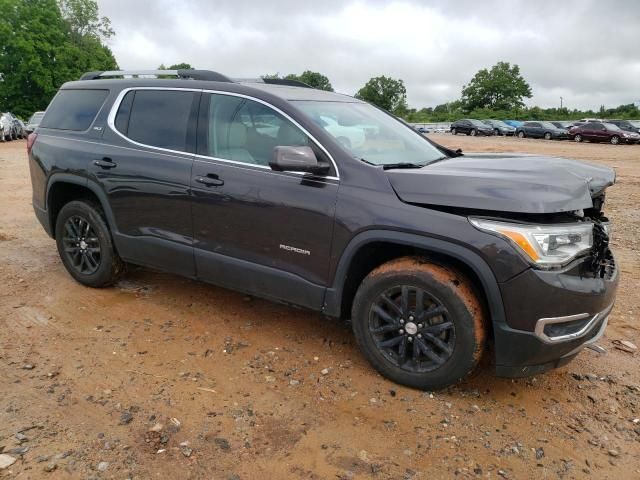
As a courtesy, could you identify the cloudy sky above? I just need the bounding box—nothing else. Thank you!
[97,0,640,111]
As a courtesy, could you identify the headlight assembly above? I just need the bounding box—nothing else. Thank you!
[470,218,593,268]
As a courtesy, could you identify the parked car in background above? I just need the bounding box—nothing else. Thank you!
[0,113,17,141]
[503,120,523,128]
[482,119,516,136]
[450,119,494,136]
[551,121,576,130]
[13,117,26,139]
[607,119,640,134]
[516,121,570,140]
[415,126,430,134]
[570,122,640,145]
[25,111,46,134]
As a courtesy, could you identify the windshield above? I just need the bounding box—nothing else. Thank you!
[629,120,640,128]
[488,119,509,127]
[604,123,622,131]
[28,113,44,124]
[293,101,446,166]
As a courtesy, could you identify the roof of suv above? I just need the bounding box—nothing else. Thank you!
[61,77,361,104]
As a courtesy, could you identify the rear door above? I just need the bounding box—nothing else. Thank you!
[191,92,339,309]
[93,88,200,276]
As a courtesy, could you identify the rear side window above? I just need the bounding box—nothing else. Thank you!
[121,90,196,152]
[40,89,108,131]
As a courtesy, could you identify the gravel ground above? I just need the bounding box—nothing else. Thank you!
[0,135,639,479]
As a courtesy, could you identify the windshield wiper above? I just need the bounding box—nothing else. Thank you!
[381,162,427,170]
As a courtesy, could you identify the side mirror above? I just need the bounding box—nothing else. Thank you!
[269,146,330,175]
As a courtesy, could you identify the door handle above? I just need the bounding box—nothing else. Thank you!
[93,158,117,169]
[195,174,224,187]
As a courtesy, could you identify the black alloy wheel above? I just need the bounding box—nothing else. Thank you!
[368,285,455,373]
[62,215,102,275]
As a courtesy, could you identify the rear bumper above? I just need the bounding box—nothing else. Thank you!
[33,203,53,237]
[493,253,618,377]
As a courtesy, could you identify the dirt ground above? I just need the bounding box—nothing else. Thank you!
[1,135,639,479]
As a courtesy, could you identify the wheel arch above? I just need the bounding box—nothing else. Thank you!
[323,230,506,332]
[46,174,117,239]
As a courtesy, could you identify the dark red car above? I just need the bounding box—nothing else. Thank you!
[570,122,640,145]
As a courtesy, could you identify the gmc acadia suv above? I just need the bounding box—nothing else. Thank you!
[28,69,618,390]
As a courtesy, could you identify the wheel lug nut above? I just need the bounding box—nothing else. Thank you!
[418,323,423,328]
[409,316,414,321]
[399,329,404,334]
[407,337,413,342]
[400,319,405,324]
[417,334,422,339]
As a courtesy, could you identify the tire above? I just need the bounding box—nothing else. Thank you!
[544,132,552,140]
[518,131,525,138]
[55,200,125,287]
[451,128,457,135]
[494,128,500,136]
[351,257,486,390]
[469,129,477,136]
[574,134,583,143]
[610,135,620,145]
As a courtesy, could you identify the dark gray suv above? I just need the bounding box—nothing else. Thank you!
[28,69,618,390]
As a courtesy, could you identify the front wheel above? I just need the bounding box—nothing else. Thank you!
[55,200,125,287]
[351,257,486,390]
[451,128,457,135]
[469,129,477,136]
[544,132,552,140]
[574,134,583,143]
[610,135,620,145]
[518,131,525,138]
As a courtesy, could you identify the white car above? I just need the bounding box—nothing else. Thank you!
[319,116,366,149]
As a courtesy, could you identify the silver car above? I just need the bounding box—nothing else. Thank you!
[25,111,45,135]
[0,113,15,141]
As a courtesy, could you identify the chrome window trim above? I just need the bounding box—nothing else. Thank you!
[106,86,340,180]
[534,302,614,344]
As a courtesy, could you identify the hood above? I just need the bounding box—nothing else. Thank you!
[386,153,615,214]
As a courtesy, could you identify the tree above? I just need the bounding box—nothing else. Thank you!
[355,76,407,114]
[460,61,532,112]
[58,0,114,41]
[159,63,194,70]
[262,71,334,91]
[285,71,333,91]
[0,0,117,118]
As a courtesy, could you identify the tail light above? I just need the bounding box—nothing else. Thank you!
[27,133,38,154]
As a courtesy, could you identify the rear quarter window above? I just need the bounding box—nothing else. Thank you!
[40,89,109,131]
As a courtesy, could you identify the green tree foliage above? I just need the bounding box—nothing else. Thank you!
[58,0,114,41]
[460,61,532,112]
[285,71,333,91]
[263,71,334,91]
[355,75,407,114]
[0,0,117,118]
[159,63,194,70]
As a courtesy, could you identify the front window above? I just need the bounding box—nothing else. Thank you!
[293,101,445,166]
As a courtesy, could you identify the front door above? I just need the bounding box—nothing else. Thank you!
[191,92,339,309]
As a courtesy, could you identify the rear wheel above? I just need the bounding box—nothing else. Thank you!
[610,135,620,145]
[574,134,583,143]
[351,257,486,390]
[470,129,477,136]
[544,132,552,140]
[518,131,525,138]
[55,200,125,287]
[451,128,457,135]
[494,128,500,136]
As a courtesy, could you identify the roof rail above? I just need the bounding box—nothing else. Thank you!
[79,70,233,82]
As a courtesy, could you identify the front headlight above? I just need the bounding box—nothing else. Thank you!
[470,218,593,268]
